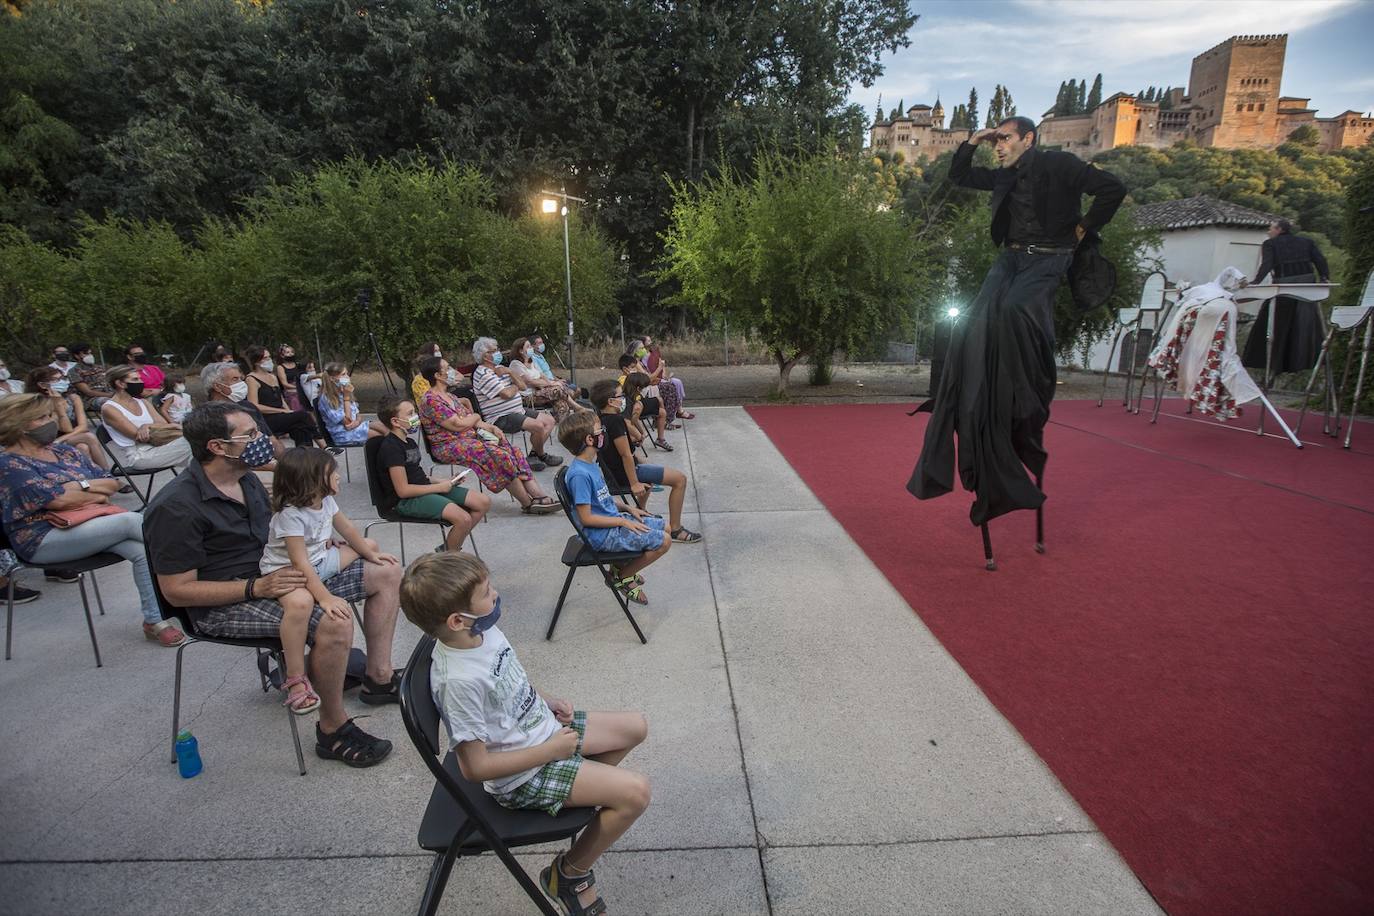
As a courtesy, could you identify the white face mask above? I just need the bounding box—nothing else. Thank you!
[445,368,459,385]
[174,383,187,394]
[81,354,95,365]
[0,368,9,382]
[260,359,274,372]
[227,380,249,402]
[337,375,352,389]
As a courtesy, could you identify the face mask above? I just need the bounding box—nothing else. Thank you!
[522,348,532,359]
[337,375,352,388]
[434,350,442,360]
[125,381,146,398]
[492,351,504,365]
[227,380,249,402]
[174,383,187,394]
[406,416,420,431]
[130,353,147,364]
[54,354,72,364]
[537,342,546,354]
[445,368,459,385]
[281,352,294,360]
[460,596,502,637]
[260,359,274,372]
[0,368,9,381]
[81,354,95,365]
[50,379,70,394]
[27,420,61,446]
[589,430,605,450]
[231,433,275,468]
[635,348,647,359]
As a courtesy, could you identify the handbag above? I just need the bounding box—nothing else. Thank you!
[146,426,184,447]
[44,503,127,529]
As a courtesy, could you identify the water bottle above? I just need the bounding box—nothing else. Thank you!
[175,729,203,779]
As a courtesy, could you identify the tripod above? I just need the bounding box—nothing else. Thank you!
[355,288,398,396]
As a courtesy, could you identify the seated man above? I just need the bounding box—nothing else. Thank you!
[145,401,402,767]
[69,342,113,409]
[201,361,286,463]
[470,336,561,470]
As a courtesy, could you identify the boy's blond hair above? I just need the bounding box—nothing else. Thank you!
[400,552,490,636]
[557,410,597,456]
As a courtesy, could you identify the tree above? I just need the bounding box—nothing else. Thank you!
[661,149,921,394]
[1087,74,1102,110]
[1286,124,1321,146]
[967,87,979,129]
[1075,79,1087,114]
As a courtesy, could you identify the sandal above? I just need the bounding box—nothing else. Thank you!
[677,411,695,420]
[315,717,392,768]
[653,438,674,451]
[666,422,681,430]
[359,670,400,706]
[281,674,321,715]
[670,527,703,544]
[522,499,560,515]
[608,566,644,586]
[612,576,648,606]
[541,854,606,915]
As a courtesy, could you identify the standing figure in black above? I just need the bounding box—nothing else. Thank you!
[1241,219,1329,380]
[908,116,1126,569]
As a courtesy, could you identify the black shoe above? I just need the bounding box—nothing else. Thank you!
[359,671,401,706]
[534,452,563,467]
[44,569,80,583]
[528,457,546,471]
[5,583,41,604]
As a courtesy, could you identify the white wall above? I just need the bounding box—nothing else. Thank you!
[1076,225,1268,371]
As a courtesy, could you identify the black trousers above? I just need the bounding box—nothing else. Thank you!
[263,410,319,447]
[909,248,1069,526]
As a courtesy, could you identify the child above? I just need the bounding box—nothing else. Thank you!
[260,448,399,713]
[589,378,701,544]
[400,552,650,915]
[375,395,490,553]
[623,369,670,452]
[157,372,192,424]
[298,359,322,407]
[557,411,670,605]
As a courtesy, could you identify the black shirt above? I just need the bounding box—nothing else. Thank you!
[144,461,271,594]
[598,413,634,487]
[376,434,427,512]
[1253,232,1330,283]
[1005,150,1067,247]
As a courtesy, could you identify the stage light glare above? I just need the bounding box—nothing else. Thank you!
[947,306,960,318]
[541,198,558,214]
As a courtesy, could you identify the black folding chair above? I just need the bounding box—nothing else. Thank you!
[361,436,477,561]
[315,395,366,481]
[3,524,118,667]
[95,425,179,507]
[399,635,596,916]
[548,467,648,644]
[146,543,314,775]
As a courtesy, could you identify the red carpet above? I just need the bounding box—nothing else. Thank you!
[746,400,1374,916]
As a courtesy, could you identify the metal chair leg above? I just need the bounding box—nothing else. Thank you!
[546,566,578,640]
[980,523,996,571]
[1343,317,1372,450]
[5,578,14,660]
[91,571,106,616]
[598,564,648,644]
[1097,328,1123,408]
[1297,325,1336,437]
[171,640,190,762]
[399,523,407,565]
[76,574,103,667]
[418,840,463,916]
[276,649,307,775]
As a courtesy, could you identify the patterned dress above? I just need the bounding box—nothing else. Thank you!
[418,389,533,493]
[0,444,112,560]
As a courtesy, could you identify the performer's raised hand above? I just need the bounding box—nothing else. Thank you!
[971,127,998,145]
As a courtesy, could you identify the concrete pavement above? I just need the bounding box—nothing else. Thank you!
[0,407,1161,914]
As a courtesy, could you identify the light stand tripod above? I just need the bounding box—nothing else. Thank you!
[356,288,398,396]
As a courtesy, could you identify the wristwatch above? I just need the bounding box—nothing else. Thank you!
[78,479,91,491]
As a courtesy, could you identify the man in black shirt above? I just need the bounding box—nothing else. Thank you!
[144,401,402,768]
[1242,219,1329,377]
[373,397,487,553]
[908,116,1126,568]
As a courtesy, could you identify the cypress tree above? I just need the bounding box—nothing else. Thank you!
[1087,73,1102,110]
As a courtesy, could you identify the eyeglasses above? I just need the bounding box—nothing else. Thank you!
[218,429,263,443]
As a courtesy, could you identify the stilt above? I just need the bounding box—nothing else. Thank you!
[980,523,996,571]
[1035,473,1045,555]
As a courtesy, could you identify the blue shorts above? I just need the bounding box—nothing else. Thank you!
[587,514,666,553]
[312,546,341,582]
[636,464,665,485]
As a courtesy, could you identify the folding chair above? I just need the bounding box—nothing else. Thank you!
[547,467,649,644]
[399,635,596,916]
[1296,268,1374,450]
[3,524,118,667]
[361,436,477,562]
[95,425,179,507]
[315,396,365,481]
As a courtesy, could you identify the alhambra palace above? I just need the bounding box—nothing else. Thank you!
[868,34,1373,159]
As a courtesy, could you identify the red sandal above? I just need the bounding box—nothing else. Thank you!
[282,674,321,715]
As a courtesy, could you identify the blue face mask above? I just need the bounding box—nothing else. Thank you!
[463,596,501,636]
[537,342,546,354]
[227,432,275,468]
[492,351,504,365]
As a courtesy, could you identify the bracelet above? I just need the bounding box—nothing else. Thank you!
[244,576,257,601]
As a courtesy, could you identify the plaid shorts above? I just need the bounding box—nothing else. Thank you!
[194,559,367,642]
[493,711,587,816]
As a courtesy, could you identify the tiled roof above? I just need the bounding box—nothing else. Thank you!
[1133,195,1277,230]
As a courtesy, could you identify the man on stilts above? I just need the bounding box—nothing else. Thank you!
[908,116,1126,569]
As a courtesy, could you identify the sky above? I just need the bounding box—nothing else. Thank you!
[850,0,1374,127]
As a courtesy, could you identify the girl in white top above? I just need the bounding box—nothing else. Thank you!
[157,372,193,424]
[99,363,193,470]
[259,448,399,714]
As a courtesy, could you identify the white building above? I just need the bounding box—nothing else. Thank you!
[1080,196,1275,371]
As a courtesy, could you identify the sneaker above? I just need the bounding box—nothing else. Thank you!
[527,456,547,472]
[44,568,80,583]
[4,582,41,604]
[143,620,188,647]
[535,452,563,467]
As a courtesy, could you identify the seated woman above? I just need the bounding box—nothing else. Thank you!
[24,367,108,470]
[410,341,443,403]
[0,394,186,646]
[619,363,671,451]
[273,343,305,411]
[508,336,582,421]
[100,364,193,470]
[315,363,387,446]
[591,379,701,543]
[644,336,693,419]
[244,345,325,448]
[626,338,679,431]
[415,356,559,514]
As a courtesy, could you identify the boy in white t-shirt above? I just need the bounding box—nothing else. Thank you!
[400,552,650,915]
